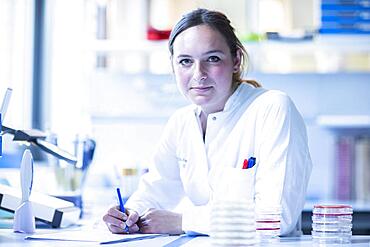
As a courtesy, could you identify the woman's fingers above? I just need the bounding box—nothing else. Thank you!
[103,206,141,234]
[126,210,139,227]
[107,224,127,234]
[128,223,140,233]
[103,214,126,229]
[108,206,127,220]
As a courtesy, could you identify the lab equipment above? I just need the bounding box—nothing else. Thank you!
[50,135,95,215]
[0,88,80,228]
[0,88,12,157]
[311,204,353,244]
[118,167,139,200]
[255,205,282,242]
[51,136,95,191]
[0,87,76,165]
[210,200,257,246]
[1,126,77,165]
[0,88,12,122]
[13,149,35,233]
[210,164,258,245]
[0,184,81,228]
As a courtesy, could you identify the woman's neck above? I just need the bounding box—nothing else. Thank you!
[199,111,208,141]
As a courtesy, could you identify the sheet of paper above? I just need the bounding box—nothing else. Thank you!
[25,229,164,244]
[180,236,211,247]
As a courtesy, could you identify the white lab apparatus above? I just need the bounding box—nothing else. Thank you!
[311,205,353,244]
[210,200,256,246]
[255,205,282,242]
[13,149,36,233]
[210,167,257,246]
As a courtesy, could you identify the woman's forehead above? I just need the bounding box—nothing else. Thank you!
[172,25,229,55]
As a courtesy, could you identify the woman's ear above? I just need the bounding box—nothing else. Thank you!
[233,49,242,72]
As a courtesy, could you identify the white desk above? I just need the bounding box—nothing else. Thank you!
[1,185,369,246]
[1,229,370,247]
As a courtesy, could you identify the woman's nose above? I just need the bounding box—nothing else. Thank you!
[192,62,207,83]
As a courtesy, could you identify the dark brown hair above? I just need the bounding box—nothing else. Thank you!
[169,8,261,88]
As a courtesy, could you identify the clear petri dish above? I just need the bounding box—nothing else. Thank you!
[211,200,258,246]
[256,205,282,213]
[256,229,281,235]
[313,205,353,216]
[211,210,255,218]
[210,225,256,233]
[213,200,254,209]
[312,222,352,232]
[211,216,255,225]
[312,214,352,223]
[256,221,281,229]
[211,231,256,239]
[312,230,352,244]
[256,229,281,243]
[256,208,282,219]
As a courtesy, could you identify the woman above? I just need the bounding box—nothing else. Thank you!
[103,8,312,236]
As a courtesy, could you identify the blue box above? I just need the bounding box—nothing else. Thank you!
[322,10,370,22]
[320,1,370,34]
[322,2,370,11]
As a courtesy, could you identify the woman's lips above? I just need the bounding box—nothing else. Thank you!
[190,86,212,93]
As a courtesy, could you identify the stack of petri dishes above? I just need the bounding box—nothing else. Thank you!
[255,206,282,242]
[312,205,353,244]
[210,200,257,246]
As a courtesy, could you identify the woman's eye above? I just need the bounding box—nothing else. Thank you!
[207,56,220,63]
[179,59,192,66]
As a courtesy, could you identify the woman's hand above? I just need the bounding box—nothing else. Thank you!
[138,209,184,234]
[102,205,140,234]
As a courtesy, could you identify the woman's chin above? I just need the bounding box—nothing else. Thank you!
[189,96,212,106]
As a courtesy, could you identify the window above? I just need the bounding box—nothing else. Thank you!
[0,0,33,130]
[0,0,34,159]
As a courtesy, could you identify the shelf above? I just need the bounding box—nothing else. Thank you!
[86,39,168,53]
[316,115,370,128]
[87,35,370,53]
[244,35,370,53]
[85,36,370,74]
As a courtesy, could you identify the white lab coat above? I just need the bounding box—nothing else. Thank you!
[125,83,312,236]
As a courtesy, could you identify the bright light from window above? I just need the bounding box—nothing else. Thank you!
[258,0,286,33]
[0,0,33,134]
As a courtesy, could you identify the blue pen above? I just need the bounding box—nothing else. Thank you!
[116,187,129,232]
[247,157,256,169]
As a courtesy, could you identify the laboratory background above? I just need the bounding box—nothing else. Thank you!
[1,0,370,235]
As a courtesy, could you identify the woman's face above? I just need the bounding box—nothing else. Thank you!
[171,24,240,114]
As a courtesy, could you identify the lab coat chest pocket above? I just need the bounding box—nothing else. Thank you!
[213,165,257,202]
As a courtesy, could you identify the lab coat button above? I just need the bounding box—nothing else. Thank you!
[212,116,216,121]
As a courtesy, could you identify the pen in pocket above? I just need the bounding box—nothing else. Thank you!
[242,157,256,169]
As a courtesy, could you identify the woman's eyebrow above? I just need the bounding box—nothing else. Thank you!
[175,50,224,59]
[203,50,224,55]
[176,54,192,58]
